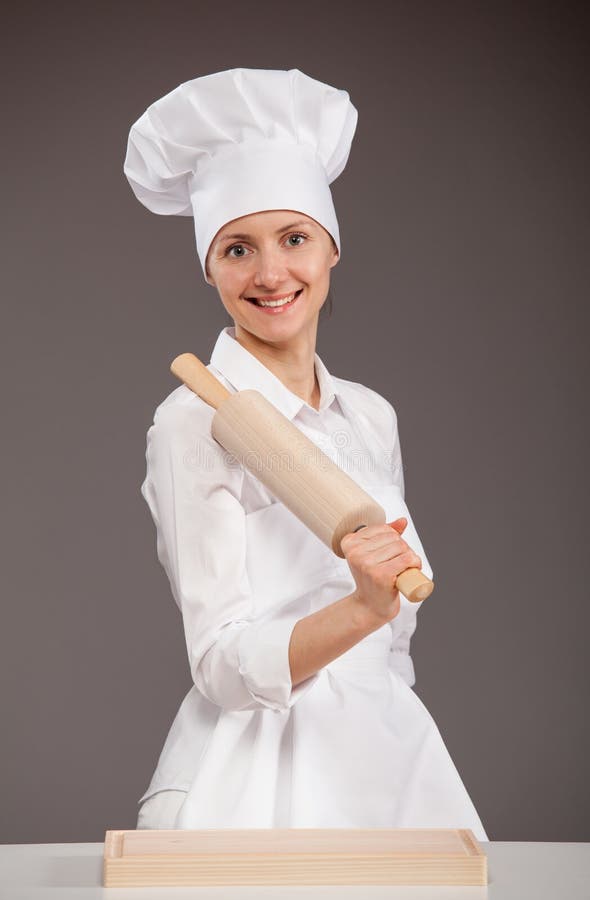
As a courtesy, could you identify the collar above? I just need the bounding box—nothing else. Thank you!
[209,326,340,420]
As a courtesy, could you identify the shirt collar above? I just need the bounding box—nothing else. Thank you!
[209,326,340,420]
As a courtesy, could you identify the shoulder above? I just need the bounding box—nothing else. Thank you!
[148,361,233,433]
[332,375,399,434]
[145,379,240,481]
[145,384,215,445]
[151,383,212,422]
[144,368,247,499]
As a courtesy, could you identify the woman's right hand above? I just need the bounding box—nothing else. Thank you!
[340,517,422,624]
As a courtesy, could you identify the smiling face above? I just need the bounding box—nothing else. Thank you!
[205,209,339,348]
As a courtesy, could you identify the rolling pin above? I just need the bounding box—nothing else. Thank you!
[170,352,434,604]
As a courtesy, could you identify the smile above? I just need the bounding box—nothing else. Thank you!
[246,289,303,312]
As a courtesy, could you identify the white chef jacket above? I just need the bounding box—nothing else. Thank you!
[138,326,488,840]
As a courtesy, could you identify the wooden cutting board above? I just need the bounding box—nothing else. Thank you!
[103,827,487,886]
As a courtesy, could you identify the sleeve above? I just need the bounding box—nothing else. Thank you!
[140,402,320,713]
[383,396,420,688]
[385,397,405,500]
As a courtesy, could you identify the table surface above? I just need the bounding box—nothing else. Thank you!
[0,841,589,900]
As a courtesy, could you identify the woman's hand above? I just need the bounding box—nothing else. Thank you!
[340,517,422,624]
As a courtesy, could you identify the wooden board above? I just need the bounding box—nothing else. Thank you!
[103,827,488,886]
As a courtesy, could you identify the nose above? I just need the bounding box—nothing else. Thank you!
[253,246,288,290]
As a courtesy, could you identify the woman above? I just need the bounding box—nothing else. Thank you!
[124,68,488,839]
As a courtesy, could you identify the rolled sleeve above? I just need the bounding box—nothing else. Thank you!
[141,399,319,713]
[237,609,319,711]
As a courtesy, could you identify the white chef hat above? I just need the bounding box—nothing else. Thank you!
[123,68,358,280]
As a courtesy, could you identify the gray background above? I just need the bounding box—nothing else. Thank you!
[2,1,588,844]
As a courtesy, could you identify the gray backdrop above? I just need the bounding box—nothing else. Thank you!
[2,1,588,844]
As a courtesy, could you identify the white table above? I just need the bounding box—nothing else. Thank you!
[0,841,589,899]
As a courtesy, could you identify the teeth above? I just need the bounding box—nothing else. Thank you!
[256,292,297,307]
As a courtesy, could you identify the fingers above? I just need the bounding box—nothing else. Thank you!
[388,517,407,532]
[365,540,422,569]
[341,526,397,556]
[341,518,410,557]
[376,548,423,571]
[342,528,421,570]
[355,521,406,540]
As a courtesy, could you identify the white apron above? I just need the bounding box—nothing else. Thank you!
[174,481,488,840]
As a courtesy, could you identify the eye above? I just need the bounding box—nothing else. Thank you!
[225,243,250,259]
[286,232,307,247]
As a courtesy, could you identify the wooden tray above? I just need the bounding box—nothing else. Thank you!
[103,827,487,886]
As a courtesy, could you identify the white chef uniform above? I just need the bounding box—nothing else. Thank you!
[136,325,488,841]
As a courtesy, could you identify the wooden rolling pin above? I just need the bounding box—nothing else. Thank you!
[170,353,434,603]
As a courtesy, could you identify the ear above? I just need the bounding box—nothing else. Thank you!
[329,247,340,269]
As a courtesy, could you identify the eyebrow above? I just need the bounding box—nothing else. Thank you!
[217,219,313,244]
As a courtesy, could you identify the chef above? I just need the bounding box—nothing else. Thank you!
[124,67,489,840]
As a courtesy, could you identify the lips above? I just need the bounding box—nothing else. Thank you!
[246,289,303,307]
[248,290,300,302]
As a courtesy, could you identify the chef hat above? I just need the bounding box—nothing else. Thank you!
[123,68,358,280]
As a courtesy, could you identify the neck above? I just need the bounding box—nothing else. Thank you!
[233,323,321,410]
